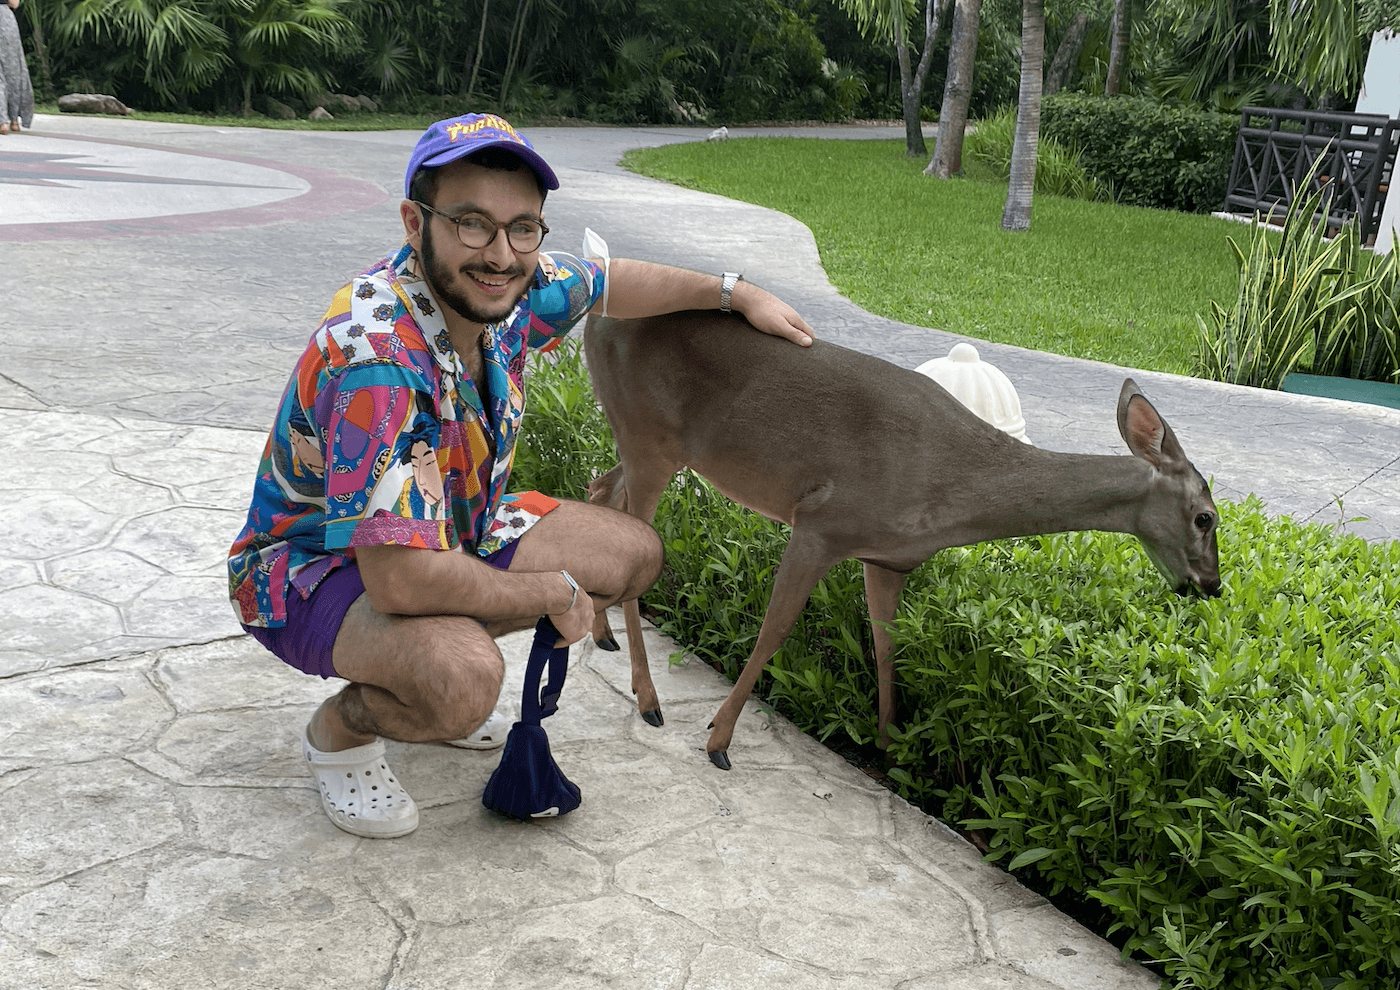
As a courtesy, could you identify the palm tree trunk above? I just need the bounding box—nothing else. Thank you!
[1002,0,1044,231]
[1044,10,1087,96]
[500,0,530,105]
[1105,0,1129,95]
[926,0,981,178]
[465,0,490,101]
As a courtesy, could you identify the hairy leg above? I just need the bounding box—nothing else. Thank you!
[488,498,664,637]
[307,499,661,751]
[309,604,506,751]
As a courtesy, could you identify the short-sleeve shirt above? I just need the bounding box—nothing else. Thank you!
[228,242,604,628]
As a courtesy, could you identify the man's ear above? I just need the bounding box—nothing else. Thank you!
[400,200,424,251]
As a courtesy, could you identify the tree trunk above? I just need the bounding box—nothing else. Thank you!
[896,0,949,157]
[926,0,982,178]
[1002,0,1045,231]
[500,0,530,105]
[895,18,926,155]
[465,0,491,101]
[242,75,253,118]
[1044,10,1087,96]
[1105,0,1129,95]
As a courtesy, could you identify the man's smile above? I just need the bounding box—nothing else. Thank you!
[463,267,524,293]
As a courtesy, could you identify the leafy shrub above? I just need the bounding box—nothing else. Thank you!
[1194,170,1400,388]
[512,340,617,498]
[964,107,1110,201]
[517,342,1400,990]
[1041,93,1238,214]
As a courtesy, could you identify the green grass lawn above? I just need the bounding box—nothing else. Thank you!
[624,138,1245,376]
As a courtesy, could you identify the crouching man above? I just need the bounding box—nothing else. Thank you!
[227,113,813,837]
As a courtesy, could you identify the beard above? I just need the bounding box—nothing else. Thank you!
[419,221,530,326]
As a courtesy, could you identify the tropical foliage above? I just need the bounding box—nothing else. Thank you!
[1195,173,1400,389]
[24,0,901,120]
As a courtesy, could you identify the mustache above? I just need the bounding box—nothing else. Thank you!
[460,261,527,280]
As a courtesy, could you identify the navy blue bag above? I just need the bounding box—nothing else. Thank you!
[481,617,582,819]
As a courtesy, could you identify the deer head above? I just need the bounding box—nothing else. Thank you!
[1116,379,1222,598]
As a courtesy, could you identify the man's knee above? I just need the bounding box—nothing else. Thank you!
[397,635,505,739]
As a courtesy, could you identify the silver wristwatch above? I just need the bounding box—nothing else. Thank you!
[720,272,743,313]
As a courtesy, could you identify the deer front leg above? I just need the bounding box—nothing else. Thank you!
[707,531,836,770]
[863,562,908,751]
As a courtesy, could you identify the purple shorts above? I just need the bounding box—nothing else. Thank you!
[244,542,520,679]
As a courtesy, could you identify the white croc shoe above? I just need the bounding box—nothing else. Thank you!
[303,731,419,838]
[445,709,511,751]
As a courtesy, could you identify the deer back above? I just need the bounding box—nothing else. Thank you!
[584,312,1028,531]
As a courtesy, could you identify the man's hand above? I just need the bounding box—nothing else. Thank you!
[731,280,814,347]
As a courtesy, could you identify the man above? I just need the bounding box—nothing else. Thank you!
[228,113,813,838]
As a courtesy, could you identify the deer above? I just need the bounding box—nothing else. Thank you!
[582,311,1221,770]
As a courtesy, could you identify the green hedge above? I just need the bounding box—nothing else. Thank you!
[516,341,1400,990]
[1041,94,1239,215]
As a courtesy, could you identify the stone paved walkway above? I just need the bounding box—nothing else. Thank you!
[2,114,1397,990]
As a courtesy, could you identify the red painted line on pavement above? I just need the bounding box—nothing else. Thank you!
[0,131,390,241]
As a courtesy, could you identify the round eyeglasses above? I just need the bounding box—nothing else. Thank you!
[414,202,549,253]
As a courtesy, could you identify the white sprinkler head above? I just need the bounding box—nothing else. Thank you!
[914,342,1031,443]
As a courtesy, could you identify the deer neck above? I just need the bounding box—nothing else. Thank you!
[938,445,1152,548]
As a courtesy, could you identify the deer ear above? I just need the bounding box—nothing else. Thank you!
[1117,380,1185,469]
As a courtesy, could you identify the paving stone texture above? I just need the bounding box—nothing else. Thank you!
[2,114,1397,990]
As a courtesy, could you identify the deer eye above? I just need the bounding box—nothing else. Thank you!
[1195,513,1214,531]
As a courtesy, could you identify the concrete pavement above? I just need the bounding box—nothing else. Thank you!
[2,113,1397,990]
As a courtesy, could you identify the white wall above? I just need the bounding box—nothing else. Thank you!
[1358,32,1400,251]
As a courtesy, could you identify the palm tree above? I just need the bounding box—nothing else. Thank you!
[1104,0,1129,93]
[1146,0,1273,109]
[925,0,981,178]
[1044,9,1088,95]
[1002,0,1045,230]
[839,0,948,156]
[53,0,231,104]
[221,0,357,117]
[1268,0,1365,99]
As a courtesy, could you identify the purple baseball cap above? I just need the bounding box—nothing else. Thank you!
[403,113,559,198]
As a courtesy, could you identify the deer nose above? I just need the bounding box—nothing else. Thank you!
[1175,578,1222,599]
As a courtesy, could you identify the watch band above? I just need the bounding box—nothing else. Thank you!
[720,272,743,313]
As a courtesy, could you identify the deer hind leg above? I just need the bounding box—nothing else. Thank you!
[863,562,908,752]
[587,459,674,727]
[707,528,838,770]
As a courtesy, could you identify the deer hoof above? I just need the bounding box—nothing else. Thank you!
[708,750,732,771]
[640,708,664,727]
[595,636,620,652]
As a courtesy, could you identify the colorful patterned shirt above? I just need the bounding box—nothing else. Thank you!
[228,242,604,628]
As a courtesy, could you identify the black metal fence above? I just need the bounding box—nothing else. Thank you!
[1223,107,1400,246]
